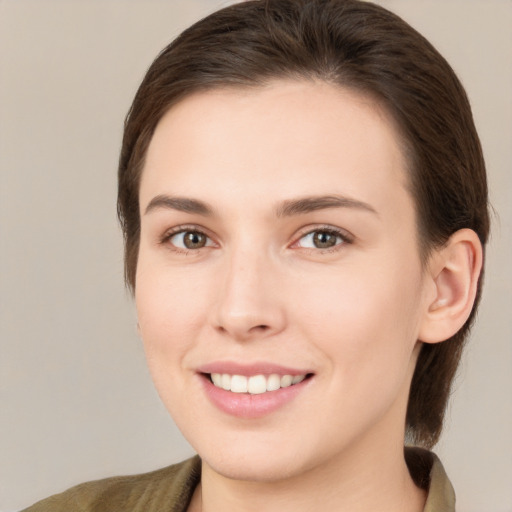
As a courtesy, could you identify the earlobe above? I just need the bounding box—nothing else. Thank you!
[419,229,483,344]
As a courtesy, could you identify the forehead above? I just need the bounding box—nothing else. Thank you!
[141,80,412,220]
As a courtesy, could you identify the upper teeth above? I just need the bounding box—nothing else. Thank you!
[211,373,306,394]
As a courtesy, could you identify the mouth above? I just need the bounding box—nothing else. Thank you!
[198,365,314,418]
[197,362,314,418]
[206,372,311,395]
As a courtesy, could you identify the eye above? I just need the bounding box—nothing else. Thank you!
[295,228,348,250]
[166,229,214,250]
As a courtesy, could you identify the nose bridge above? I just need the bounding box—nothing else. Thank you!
[213,237,285,340]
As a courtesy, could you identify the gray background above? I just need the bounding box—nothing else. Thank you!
[1,1,511,511]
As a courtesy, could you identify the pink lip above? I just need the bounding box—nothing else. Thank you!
[198,361,310,377]
[197,362,313,419]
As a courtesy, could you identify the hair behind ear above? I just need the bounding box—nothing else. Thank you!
[407,228,484,447]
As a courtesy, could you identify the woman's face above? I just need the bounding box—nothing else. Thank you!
[136,81,432,481]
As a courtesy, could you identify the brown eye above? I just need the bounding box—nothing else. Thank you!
[296,229,346,250]
[312,231,338,248]
[168,230,212,250]
[183,231,207,249]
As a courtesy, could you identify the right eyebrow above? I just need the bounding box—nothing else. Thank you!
[144,195,215,216]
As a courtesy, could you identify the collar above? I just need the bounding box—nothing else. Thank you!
[405,447,456,512]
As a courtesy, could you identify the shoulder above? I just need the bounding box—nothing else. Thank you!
[21,456,201,512]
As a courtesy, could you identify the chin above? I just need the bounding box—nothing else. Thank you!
[187,425,329,483]
[203,449,313,483]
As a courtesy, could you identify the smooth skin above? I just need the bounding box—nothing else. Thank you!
[135,81,482,512]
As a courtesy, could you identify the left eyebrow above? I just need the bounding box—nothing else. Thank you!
[275,195,378,218]
[144,195,215,216]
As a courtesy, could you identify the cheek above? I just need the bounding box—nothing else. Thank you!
[135,263,211,367]
[294,257,424,384]
[134,267,214,429]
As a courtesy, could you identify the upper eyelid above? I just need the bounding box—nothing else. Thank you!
[162,224,213,239]
[293,224,354,242]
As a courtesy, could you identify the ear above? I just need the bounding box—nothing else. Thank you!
[419,229,483,344]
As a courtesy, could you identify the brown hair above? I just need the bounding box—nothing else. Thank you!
[118,0,489,448]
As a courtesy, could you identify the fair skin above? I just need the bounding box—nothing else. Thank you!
[135,81,482,512]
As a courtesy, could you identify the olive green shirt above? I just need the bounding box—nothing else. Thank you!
[21,448,455,511]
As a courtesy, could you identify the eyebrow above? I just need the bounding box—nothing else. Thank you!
[275,195,378,218]
[144,194,378,218]
[144,195,215,216]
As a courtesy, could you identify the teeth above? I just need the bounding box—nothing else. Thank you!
[221,373,231,391]
[230,375,248,393]
[280,375,293,388]
[266,374,281,391]
[211,373,222,387]
[248,375,267,394]
[292,375,305,384]
[210,373,307,394]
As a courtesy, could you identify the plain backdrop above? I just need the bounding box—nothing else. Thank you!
[1,1,511,511]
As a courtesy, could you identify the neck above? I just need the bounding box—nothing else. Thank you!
[190,440,426,512]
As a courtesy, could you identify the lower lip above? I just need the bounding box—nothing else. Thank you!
[200,375,312,419]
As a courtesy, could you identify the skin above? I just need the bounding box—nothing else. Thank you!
[136,80,445,512]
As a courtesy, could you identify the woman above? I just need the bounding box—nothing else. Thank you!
[23,0,488,510]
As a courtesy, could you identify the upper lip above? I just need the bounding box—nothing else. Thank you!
[197,361,312,377]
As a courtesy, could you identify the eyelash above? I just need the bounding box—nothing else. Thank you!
[160,224,353,255]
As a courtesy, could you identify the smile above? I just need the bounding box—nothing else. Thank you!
[210,373,306,394]
[199,364,314,418]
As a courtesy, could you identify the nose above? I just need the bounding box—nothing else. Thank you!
[211,247,286,342]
